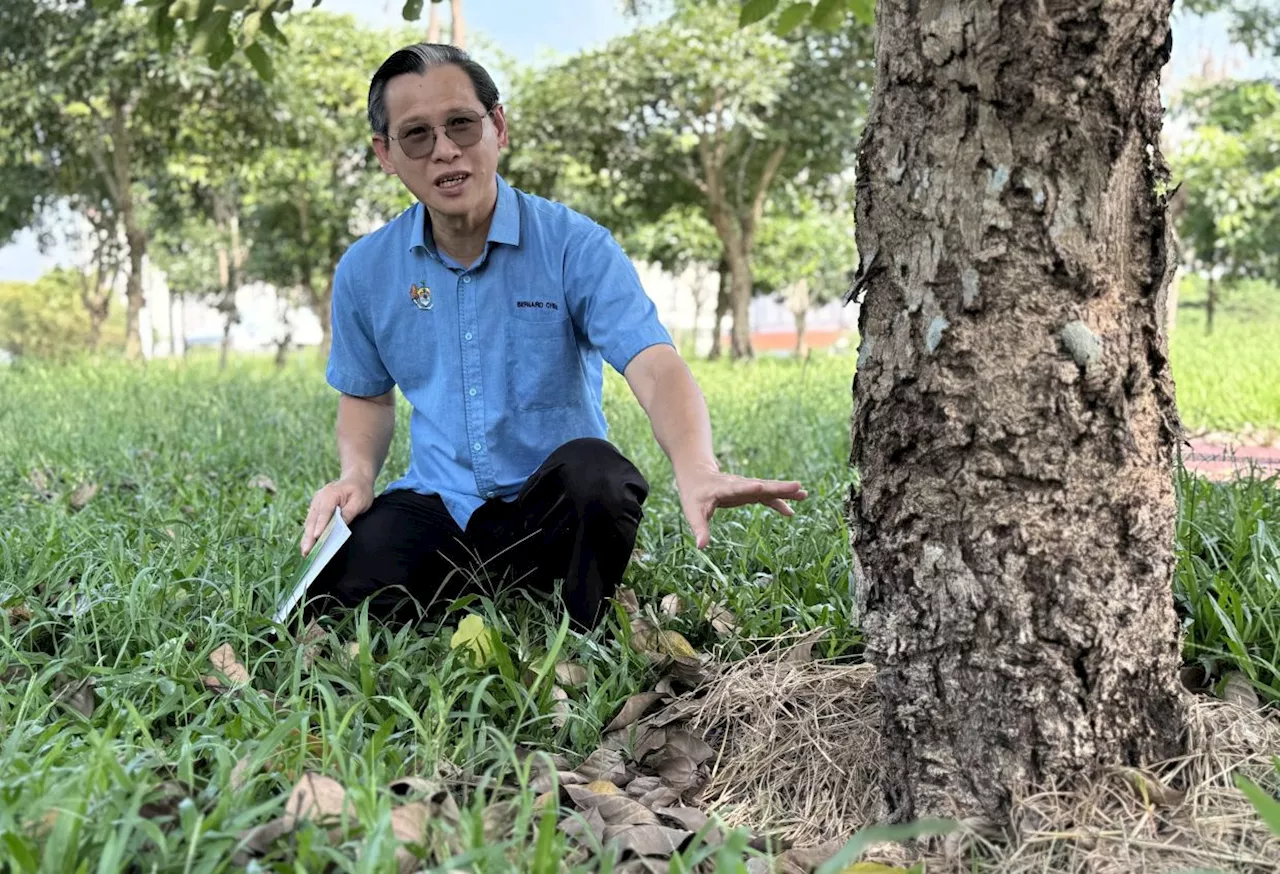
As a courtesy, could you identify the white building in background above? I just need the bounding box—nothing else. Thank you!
[132,256,859,361]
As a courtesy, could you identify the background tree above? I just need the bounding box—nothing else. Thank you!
[505,0,873,359]
[244,13,410,357]
[753,191,856,357]
[1168,79,1280,331]
[837,0,1187,825]
[0,268,126,361]
[622,206,723,356]
[1,2,194,359]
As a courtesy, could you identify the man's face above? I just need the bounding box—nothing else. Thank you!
[372,64,508,220]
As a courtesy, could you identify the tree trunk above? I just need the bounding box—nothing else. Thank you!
[727,241,754,360]
[848,0,1186,827]
[426,1,441,41]
[708,259,730,360]
[1205,272,1216,334]
[450,0,466,48]
[789,279,811,359]
[109,107,146,361]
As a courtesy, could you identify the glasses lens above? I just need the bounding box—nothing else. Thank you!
[400,129,435,159]
[445,114,484,147]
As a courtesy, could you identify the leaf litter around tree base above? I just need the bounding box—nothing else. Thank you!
[204,592,1280,873]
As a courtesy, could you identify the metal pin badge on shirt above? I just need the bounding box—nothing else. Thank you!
[410,283,432,311]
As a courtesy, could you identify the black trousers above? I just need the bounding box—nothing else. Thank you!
[303,438,649,630]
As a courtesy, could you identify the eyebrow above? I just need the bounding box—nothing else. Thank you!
[395,107,482,129]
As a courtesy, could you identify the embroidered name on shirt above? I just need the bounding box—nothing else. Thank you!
[516,300,558,310]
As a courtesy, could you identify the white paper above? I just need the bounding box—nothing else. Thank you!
[272,506,351,625]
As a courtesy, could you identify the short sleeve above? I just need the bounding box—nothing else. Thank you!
[325,256,395,397]
[563,223,673,374]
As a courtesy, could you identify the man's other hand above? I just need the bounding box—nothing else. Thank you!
[677,463,808,550]
[301,477,375,555]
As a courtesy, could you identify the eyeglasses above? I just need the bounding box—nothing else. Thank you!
[385,108,495,160]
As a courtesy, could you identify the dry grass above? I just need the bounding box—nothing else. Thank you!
[677,634,1280,873]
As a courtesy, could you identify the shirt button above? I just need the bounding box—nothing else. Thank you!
[486,491,495,498]
[468,387,477,396]
[462,276,471,284]
[472,442,481,451]
[464,332,473,341]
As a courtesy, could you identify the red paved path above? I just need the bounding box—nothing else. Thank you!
[1185,440,1280,480]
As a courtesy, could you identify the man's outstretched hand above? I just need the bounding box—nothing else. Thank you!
[677,462,808,550]
[301,476,374,555]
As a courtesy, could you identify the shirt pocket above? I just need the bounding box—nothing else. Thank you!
[507,315,581,411]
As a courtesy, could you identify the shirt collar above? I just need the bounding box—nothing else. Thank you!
[409,174,521,254]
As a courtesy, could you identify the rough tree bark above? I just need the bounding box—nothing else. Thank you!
[708,258,730,360]
[109,106,146,360]
[847,0,1187,825]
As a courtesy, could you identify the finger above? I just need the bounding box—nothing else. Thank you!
[683,502,712,550]
[766,497,794,517]
[301,499,321,554]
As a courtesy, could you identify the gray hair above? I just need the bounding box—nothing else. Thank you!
[367,43,500,137]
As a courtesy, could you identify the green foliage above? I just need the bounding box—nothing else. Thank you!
[1170,79,1280,295]
[0,269,125,361]
[1,297,1279,865]
[1235,765,1280,836]
[753,192,856,302]
[622,205,722,275]
[1179,0,1280,56]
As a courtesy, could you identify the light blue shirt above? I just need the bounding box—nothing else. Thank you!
[326,176,673,529]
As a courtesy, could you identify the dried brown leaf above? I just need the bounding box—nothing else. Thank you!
[69,482,99,511]
[660,594,682,617]
[638,786,681,809]
[708,602,738,636]
[656,755,698,790]
[534,791,557,811]
[617,588,640,615]
[626,776,661,798]
[300,621,325,672]
[482,799,518,842]
[556,661,588,687]
[8,604,33,623]
[552,685,571,728]
[665,729,715,766]
[654,677,676,696]
[566,789,661,826]
[283,773,352,830]
[138,781,187,820]
[655,806,709,833]
[604,692,667,733]
[604,823,693,856]
[656,630,698,659]
[391,802,431,874]
[1117,767,1186,808]
[230,756,253,792]
[1222,671,1260,709]
[560,806,607,843]
[632,726,669,762]
[28,468,50,494]
[389,776,443,800]
[630,617,657,652]
[578,748,627,784]
[208,643,251,687]
[782,628,829,664]
[52,674,94,718]
[645,699,704,728]
[248,474,278,494]
[233,817,292,864]
[665,654,710,688]
[531,769,589,794]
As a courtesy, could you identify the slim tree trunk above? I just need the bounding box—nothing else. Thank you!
[108,107,146,361]
[450,0,466,48]
[426,1,441,42]
[848,0,1186,827]
[1205,271,1217,334]
[727,242,754,360]
[789,279,811,359]
[708,258,730,360]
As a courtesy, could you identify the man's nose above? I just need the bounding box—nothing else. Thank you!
[430,129,462,161]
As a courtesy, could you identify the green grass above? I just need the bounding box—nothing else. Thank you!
[1170,277,1280,433]
[0,309,1277,870]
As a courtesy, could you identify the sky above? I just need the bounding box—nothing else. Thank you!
[1,0,1276,282]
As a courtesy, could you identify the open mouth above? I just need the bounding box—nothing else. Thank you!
[436,172,470,190]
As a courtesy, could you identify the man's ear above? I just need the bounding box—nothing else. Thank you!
[491,105,510,149]
[371,136,397,174]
